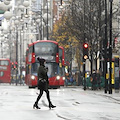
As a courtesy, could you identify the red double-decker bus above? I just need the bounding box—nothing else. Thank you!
[59,46,65,86]
[0,58,11,83]
[25,40,60,88]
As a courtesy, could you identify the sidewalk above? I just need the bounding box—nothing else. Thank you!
[66,86,120,102]
[98,89,120,100]
[86,88,120,102]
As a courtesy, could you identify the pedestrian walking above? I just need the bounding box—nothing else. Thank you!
[91,70,97,90]
[33,57,56,109]
[96,70,101,89]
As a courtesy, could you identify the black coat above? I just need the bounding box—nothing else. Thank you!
[37,65,49,90]
[91,73,97,84]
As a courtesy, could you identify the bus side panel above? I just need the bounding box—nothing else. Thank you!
[0,66,11,83]
[0,72,11,83]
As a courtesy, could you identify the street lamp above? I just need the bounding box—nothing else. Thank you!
[23,1,29,18]
[42,0,48,40]
[0,2,12,11]
[2,4,13,59]
[4,11,12,20]
[31,0,51,40]
[43,12,51,40]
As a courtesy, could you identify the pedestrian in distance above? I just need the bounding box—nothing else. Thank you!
[33,57,56,109]
[96,70,101,89]
[91,70,97,90]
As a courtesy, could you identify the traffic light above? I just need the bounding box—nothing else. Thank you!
[115,37,117,44]
[11,62,16,69]
[83,43,88,60]
[15,62,18,69]
[11,62,14,69]
[114,57,119,67]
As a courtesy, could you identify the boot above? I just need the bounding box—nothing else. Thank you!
[49,102,56,109]
[33,102,40,109]
[46,91,56,109]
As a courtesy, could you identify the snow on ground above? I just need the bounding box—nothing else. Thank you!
[0,84,120,120]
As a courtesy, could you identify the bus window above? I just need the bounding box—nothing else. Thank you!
[35,42,58,56]
[0,60,9,66]
[45,63,58,78]
[26,65,30,75]
[31,63,39,73]
[0,71,4,76]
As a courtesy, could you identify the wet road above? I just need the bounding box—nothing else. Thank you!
[0,84,120,120]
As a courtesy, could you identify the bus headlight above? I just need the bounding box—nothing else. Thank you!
[56,75,60,80]
[62,77,65,80]
[31,75,35,80]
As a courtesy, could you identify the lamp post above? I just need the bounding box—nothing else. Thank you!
[109,0,113,94]
[14,19,19,86]
[42,12,51,40]
[42,0,51,40]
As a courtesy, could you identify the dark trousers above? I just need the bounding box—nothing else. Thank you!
[92,80,97,90]
[35,89,51,104]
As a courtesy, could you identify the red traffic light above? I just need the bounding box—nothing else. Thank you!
[115,37,117,43]
[83,43,89,60]
[14,65,16,69]
[83,43,88,49]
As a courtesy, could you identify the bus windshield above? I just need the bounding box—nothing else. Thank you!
[0,60,9,66]
[59,66,65,76]
[35,42,58,56]
[31,62,58,77]
[59,48,62,61]
[46,63,58,78]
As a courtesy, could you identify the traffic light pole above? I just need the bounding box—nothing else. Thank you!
[83,0,86,90]
[83,59,86,90]
[109,0,113,94]
[83,43,88,90]
[104,0,108,93]
[60,0,62,5]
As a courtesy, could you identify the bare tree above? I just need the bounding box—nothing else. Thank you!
[51,0,105,73]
